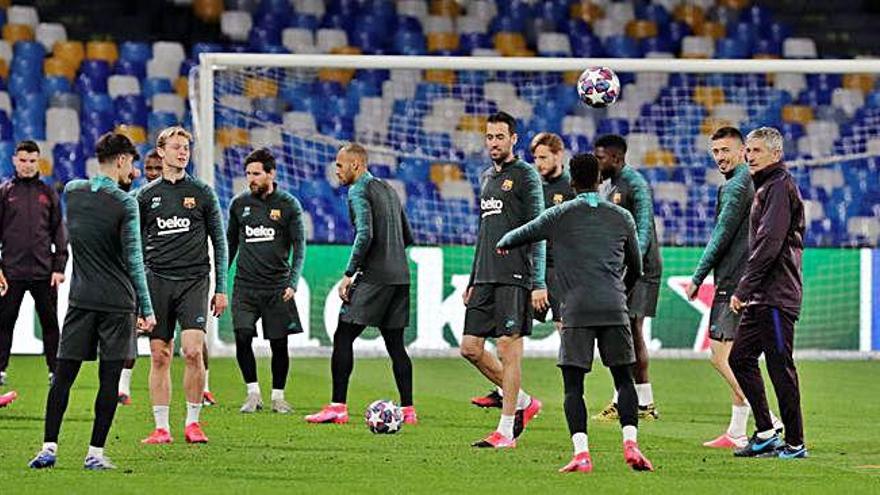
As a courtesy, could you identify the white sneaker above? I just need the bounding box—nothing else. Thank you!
[240,393,263,413]
[272,398,293,414]
[84,455,116,470]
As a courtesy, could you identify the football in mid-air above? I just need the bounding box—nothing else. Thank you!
[365,399,403,434]
[577,66,621,108]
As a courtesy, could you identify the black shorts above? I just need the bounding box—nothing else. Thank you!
[709,296,741,342]
[463,284,533,338]
[58,307,136,361]
[557,324,635,372]
[147,272,210,341]
[233,286,303,340]
[628,280,659,318]
[535,265,562,323]
[339,280,410,329]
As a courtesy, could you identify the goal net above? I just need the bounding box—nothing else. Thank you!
[192,54,878,356]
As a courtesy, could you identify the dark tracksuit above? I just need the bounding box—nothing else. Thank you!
[728,162,806,446]
[0,175,68,374]
[540,169,576,322]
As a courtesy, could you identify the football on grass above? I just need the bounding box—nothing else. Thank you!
[365,399,403,434]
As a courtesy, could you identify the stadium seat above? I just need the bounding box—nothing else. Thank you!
[147,57,181,80]
[773,72,807,98]
[492,32,526,56]
[681,36,714,58]
[107,75,141,98]
[282,28,315,53]
[7,5,39,28]
[429,162,462,186]
[86,41,118,64]
[847,216,880,244]
[119,41,152,64]
[831,88,865,117]
[427,32,459,53]
[626,20,659,40]
[194,0,224,22]
[674,5,705,32]
[842,73,874,94]
[52,141,85,181]
[153,41,185,65]
[217,127,250,148]
[695,20,726,40]
[141,77,173,100]
[316,29,348,53]
[152,94,185,120]
[35,23,66,52]
[49,92,80,112]
[53,40,85,71]
[430,0,460,17]
[46,107,80,142]
[221,11,253,42]
[810,167,845,193]
[782,104,814,125]
[693,86,725,109]
[654,181,688,204]
[293,0,325,17]
[44,57,76,81]
[2,24,34,44]
[803,199,827,224]
[783,37,818,59]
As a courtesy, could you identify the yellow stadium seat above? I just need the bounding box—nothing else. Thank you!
[425,69,456,85]
[331,46,362,55]
[782,105,814,126]
[506,47,535,57]
[318,68,354,85]
[175,76,189,98]
[0,0,10,7]
[701,118,735,136]
[86,40,118,64]
[427,32,459,53]
[644,149,677,167]
[493,32,527,56]
[44,57,76,81]
[625,20,658,40]
[571,2,603,24]
[696,21,726,40]
[3,24,34,44]
[0,59,8,80]
[752,53,780,60]
[194,0,224,23]
[843,74,875,94]
[430,163,463,186]
[116,125,147,144]
[458,115,488,132]
[564,71,581,86]
[54,41,85,71]
[674,5,705,32]
[38,157,53,177]
[693,86,726,110]
[244,77,278,98]
[430,0,460,17]
[216,127,249,148]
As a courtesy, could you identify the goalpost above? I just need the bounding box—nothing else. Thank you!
[193,54,880,358]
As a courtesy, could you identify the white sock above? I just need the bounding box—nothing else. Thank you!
[612,389,619,404]
[572,432,589,454]
[770,410,783,429]
[186,402,202,426]
[330,402,345,407]
[756,428,775,440]
[153,405,170,430]
[271,389,284,401]
[87,446,104,459]
[496,386,503,397]
[118,369,132,395]
[728,404,750,438]
[246,382,260,395]
[497,414,515,439]
[42,442,57,454]
[515,390,531,410]
[204,370,210,392]
[635,383,653,407]
[622,425,638,443]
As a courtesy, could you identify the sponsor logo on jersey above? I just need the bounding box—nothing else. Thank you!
[156,216,191,235]
[552,193,564,204]
[183,197,196,209]
[612,192,622,204]
[242,206,251,217]
[480,197,504,218]
[151,196,162,209]
[245,224,276,243]
[270,208,281,221]
[501,179,514,191]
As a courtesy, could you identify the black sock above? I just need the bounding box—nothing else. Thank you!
[44,359,82,443]
[381,327,413,407]
[235,332,257,385]
[90,360,124,448]
[269,338,289,391]
[561,365,587,436]
[610,365,638,428]
[330,321,364,404]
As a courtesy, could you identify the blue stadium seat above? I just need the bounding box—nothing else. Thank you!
[571,34,605,57]
[52,142,86,181]
[13,41,47,65]
[597,118,630,136]
[641,36,674,54]
[114,59,147,79]
[393,31,426,56]
[753,38,782,56]
[637,3,671,26]
[661,20,691,47]
[604,35,644,58]
[740,4,774,30]
[148,111,178,136]
[119,41,152,64]
[114,94,148,127]
[716,38,750,59]
[0,112,12,141]
[395,16,422,34]
[0,141,14,178]
[191,42,224,59]
[142,78,174,100]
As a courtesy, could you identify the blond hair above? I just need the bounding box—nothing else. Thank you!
[156,126,192,148]
[339,142,368,164]
[530,132,564,155]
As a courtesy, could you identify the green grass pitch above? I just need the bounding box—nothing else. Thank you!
[0,356,878,493]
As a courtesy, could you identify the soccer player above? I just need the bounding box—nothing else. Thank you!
[137,126,228,444]
[496,153,653,472]
[28,132,155,470]
[531,131,575,328]
[305,143,416,425]
[116,150,218,407]
[592,134,662,421]
[228,148,305,414]
[729,127,807,459]
[686,127,783,448]
[0,140,68,387]
[462,111,545,448]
